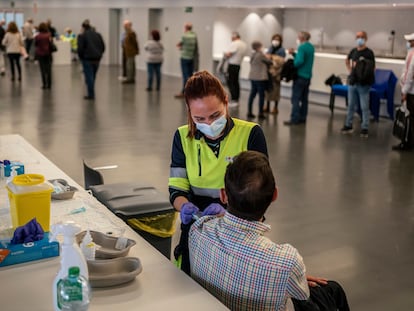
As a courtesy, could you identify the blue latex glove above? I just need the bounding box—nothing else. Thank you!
[202,203,226,217]
[10,218,44,244]
[180,202,200,225]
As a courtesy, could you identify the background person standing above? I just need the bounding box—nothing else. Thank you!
[22,18,34,61]
[34,22,53,89]
[2,21,23,82]
[247,41,272,120]
[122,20,139,84]
[77,21,105,100]
[340,31,375,138]
[0,19,6,76]
[393,32,414,151]
[224,32,247,107]
[264,33,286,114]
[284,31,315,126]
[144,29,164,91]
[175,22,198,98]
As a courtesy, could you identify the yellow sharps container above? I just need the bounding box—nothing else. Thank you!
[6,174,53,232]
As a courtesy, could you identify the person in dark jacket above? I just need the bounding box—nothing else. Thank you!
[77,20,105,100]
[0,19,6,75]
[35,22,53,89]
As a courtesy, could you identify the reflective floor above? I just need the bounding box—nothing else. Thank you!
[1,63,413,310]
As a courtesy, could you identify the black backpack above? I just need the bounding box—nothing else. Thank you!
[280,59,297,82]
[349,57,375,85]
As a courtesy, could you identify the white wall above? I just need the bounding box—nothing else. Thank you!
[283,8,414,58]
[213,8,283,56]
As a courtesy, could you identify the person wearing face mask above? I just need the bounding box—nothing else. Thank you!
[169,70,268,275]
[284,31,315,126]
[264,34,286,114]
[341,31,375,138]
[392,33,414,151]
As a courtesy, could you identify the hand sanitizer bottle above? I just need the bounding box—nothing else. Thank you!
[57,266,91,311]
[50,221,88,311]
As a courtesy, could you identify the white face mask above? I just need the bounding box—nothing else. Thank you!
[272,40,280,47]
[195,115,227,138]
[407,42,412,50]
[296,39,301,46]
[356,38,365,47]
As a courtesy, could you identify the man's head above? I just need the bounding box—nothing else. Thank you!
[184,22,193,32]
[0,20,5,27]
[404,33,414,49]
[221,151,277,221]
[356,31,368,48]
[251,40,263,51]
[231,31,240,41]
[82,19,91,30]
[298,31,311,43]
[123,20,132,31]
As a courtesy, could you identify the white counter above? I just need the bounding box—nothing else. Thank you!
[53,41,72,65]
[0,134,228,311]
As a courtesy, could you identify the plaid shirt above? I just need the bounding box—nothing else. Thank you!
[189,212,309,311]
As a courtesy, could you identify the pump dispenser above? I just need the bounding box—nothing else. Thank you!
[6,166,19,184]
[80,229,96,261]
[50,221,88,311]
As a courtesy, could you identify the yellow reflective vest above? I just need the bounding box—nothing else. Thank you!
[169,118,255,201]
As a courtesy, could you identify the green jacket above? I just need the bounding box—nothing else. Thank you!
[180,31,197,60]
[294,41,314,79]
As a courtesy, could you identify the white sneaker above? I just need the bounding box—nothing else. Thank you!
[228,101,239,108]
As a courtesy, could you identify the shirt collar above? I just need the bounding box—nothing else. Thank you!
[223,212,271,234]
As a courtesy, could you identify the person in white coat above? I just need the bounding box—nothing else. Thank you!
[393,32,414,151]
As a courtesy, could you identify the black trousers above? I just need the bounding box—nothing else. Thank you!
[293,280,350,311]
[38,55,52,88]
[7,53,21,79]
[227,64,241,101]
[406,93,414,147]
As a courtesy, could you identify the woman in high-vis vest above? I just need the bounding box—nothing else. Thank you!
[169,70,268,274]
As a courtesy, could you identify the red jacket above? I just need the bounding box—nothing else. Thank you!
[35,32,52,57]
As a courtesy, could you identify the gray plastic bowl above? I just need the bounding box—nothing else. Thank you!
[88,257,143,288]
[76,230,136,259]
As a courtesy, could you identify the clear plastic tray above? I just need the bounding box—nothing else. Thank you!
[49,179,77,200]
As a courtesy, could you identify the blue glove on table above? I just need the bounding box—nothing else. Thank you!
[180,202,200,225]
[202,203,226,217]
[10,218,44,244]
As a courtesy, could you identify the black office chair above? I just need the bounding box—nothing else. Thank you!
[82,160,175,259]
[83,160,104,190]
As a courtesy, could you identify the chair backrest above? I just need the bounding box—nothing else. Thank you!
[373,69,397,94]
[83,160,104,190]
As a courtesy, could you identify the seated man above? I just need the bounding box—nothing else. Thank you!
[189,151,349,311]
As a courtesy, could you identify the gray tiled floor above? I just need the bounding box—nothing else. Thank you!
[1,63,413,310]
